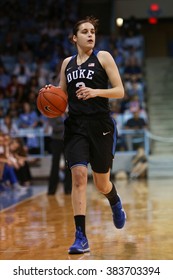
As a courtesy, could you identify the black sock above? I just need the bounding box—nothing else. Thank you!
[104,183,119,206]
[74,215,86,236]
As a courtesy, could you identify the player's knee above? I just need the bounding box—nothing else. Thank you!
[72,168,87,189]
[94,177,111,193]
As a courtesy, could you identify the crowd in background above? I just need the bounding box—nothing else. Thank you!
[0,0,149,189]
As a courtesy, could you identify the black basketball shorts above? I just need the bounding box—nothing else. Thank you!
[64,116,118,173]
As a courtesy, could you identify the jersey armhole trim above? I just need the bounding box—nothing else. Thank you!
[93,49,100,56]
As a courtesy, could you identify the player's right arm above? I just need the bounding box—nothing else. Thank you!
[59,57,71,94]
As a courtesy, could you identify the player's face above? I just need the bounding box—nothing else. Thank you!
[73,22,96,50]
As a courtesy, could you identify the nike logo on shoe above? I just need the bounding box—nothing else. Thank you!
[81,241,88,248]
[103,131,111,136]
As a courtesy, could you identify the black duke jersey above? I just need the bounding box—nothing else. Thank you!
[65,50,110,117]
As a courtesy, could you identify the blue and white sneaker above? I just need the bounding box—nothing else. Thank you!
[111,196,126,229]
[68,228,90,254]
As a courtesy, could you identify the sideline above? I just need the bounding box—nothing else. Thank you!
[0,186,47,213]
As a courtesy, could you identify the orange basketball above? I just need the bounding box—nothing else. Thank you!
[37,86,68,118]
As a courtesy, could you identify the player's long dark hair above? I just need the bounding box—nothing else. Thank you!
[73,16,99,35]
[69,16,99,44]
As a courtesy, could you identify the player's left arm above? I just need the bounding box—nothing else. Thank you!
[99,51,124,98]
[76,51,124,100]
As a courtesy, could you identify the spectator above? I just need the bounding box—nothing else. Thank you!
[14,84,26,103]
[8,137,32,186]
[123,56,143,85]
[26,90,38,112]
[26,75,40,95]
[111,46,125,76]
[18,101,40,154]
[123,95,148,125]
[33,58,50,88]
[47,115,72,195]
[6,74,20,101]
[13,58,31,86]
[0,113,19,137]
[0,89,10,115]
[125,80,144,107]
[130,147,148,179]
[124,108,147,151]
[6,101,20,124]
[0,133,25,190]
[110,100,126,151]
[38,114,52,154]
[0,64,11,90]
[17,41,33,64]
[122,25,144,63]
[0,107,5,124]
[119,92,131,114]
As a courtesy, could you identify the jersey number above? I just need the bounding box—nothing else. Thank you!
[76,82,86,88]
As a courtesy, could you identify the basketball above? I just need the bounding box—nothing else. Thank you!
[37,86,68,118]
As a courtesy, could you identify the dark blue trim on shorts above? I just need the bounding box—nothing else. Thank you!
[111,117,117,156]
[69,161,88,169]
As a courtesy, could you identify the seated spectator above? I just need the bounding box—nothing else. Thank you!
[6,74,20,101]
[110,100,126,151]
[0,89,10,115]
[26,90,38,112]
[124,45,143,66]
[115,170,128,180]
[0,64,11,90]
[8,137,32,186]
[38,114,52,154]
[6,76,27,103]
[33,58,50,88]
[124,108,147,151]
[123,94,148,125]
[123,57,144,96]
[17,41,33,64]
[49,44,66,72]
[41,20,63,39]
[130,147,148,179]
[26,75,40,95]
[0,107,5,124]
[6,101,20,124]
[0,133,26,190]
[111,46,125,76]
[18,101,39,129]
[124,55,143,78]
[13,58,31,86]
[0,113,19,137]
[125,80,144,107]
[123,27,144,64]
[110,100,124,133]
[18,101,40,154]
[0,133,5,184]
[119,92,131,114]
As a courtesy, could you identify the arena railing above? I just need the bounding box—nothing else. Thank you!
[15,128,150,158]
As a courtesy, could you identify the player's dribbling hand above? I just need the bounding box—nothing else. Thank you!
[39,84,60,93]
[39,84,52,93]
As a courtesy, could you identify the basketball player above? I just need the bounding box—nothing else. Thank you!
[44,16,126,254]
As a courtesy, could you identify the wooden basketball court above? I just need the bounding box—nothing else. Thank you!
[0,178,173,260]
